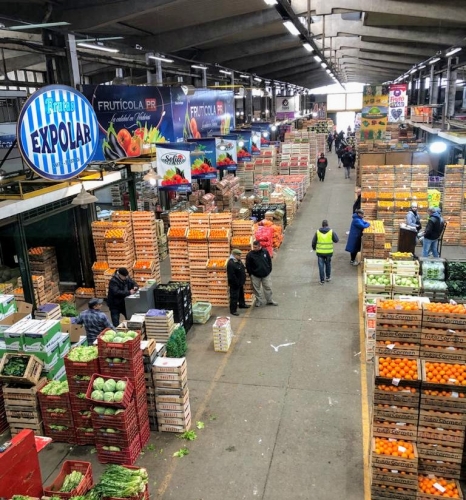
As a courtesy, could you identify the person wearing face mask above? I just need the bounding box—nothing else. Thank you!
[246,241,278,308]
[107,267,138,327]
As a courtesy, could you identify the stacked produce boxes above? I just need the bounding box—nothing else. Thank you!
[153,357,191,432]
[156,220,168,261]
[167,225,189,282]
[187,228,209,302]
[64,346,99,445]
[145,309,175,343]
[232,220,255,304]
[132,211,161,283]
[105,220,134,271]
[92,262,109,299]
[362,221,388,259]
[0,382,7,434]
[91,220,112,261]
[28,247,60,305]
[206,259,229,307]
[153,283,193,334]
[213,316,233,353]
[443,165,464,245]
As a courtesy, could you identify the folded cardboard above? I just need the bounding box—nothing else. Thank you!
[0,303,33,334]
[0,295,17,320]
[60,320,86,343]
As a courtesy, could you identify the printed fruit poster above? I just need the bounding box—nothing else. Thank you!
[156,142,192,192]
[361,85,389,140]
[187,138,218,179]
[389,84,408,123]
[231,129,252,162]
[214,135,237,170]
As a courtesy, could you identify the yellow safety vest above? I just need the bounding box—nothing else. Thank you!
[316,229,334,254]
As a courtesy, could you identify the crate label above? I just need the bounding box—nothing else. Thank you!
[437,460,444,463]
[437,428,444,431]
[396,423,406,426]
[448,329,456,334]
[449,378,457,383]
[388,438,396,442]
[391,469,399,474]
[434,483,446,493]
[392,378,400,386]
[387,344,395,350]
[447,347,456,350]
[452,392,459,398]
[398,446,407,453]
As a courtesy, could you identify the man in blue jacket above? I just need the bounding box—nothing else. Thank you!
[345,209,371,265]
[422,207,444,258]
[312,220,339,284]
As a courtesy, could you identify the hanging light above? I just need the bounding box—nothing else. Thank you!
[71,185,99,208]
[143,167,161,186]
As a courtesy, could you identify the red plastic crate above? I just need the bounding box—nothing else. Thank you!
[65,356,100,379]
[72,409,93,427]
[43,460,93,499]
[98,329,142,360]
[85,374,134,408]
[75,428,95,446]
[98,353,144,379]
[91,399,138,430]
[43,424,77,444]
[42,407,74,427]
[67,376,93,394]
[69,394,93,413]
[139,420,151,448]
[95,418,139,447]
[134,377,146,397]
[96,436,141,465]
[38,386,72,411]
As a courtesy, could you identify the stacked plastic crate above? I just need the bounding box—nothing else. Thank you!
[153,283,193,334]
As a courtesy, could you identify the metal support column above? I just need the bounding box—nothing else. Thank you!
[245,77,253,124]
[146,53,155,84]
[201,68,207,87]
[444,57,452,121]
[66,34,81,88]
[74,207,94,287]
[429,64,439,105]
[271,86,277,122]
[13,216,35,307]
[155,59,163,86]
[126,167,138,210]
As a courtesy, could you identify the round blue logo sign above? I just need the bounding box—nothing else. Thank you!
[17,85,99,181]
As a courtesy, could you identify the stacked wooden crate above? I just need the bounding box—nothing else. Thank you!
[187,228,209,302]
[28,247,60,304]
[443,165,464,245]
[91,220,112,261]
[92,262,109,299]
[105,220,134,271]
[232,220,255,305]
[132,211,161,283]
[206,259,229,307]
[156,220,168,261]
[168,213,189,281]
[145,309,175,343]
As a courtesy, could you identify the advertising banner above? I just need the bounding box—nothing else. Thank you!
[187,138,218,179]
[17,85,99,180]
[360,85,389,140]
[156,142,192,191]
[215,135,237,170]
[176,88,235,140]
[0,123,16,149]
[276,96,299,120]
[388,84,408,123]
[231,129,252,162]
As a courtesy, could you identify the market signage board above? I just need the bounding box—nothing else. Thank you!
[360,85,389,141]
[214,135,237,170]
[231,129,252,162]
[275,96,298,120]
[156,142,192,191]
[17,85,99,180]
[388,84,408,123]
[187,138,218,179]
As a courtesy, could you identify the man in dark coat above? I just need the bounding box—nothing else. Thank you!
[341,147,355,179]
[317,152,328,182]
[353,188,362,213]
[227,249,249,316]
[345,209,371,265]
[422,207,444,258]
[246,240,278,307]
[327,132,334,152]
[107,267,138,327]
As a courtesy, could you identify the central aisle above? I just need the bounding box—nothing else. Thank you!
[153,155,366,499]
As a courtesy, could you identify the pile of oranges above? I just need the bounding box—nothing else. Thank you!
[105,229,126,239]
[378,323,418,330]
[92,262,109,271]
[379,340,418,347]
[424,389,465,397]
[209,229,229,239]
[377,385,417,393]
[133,260,154,270]
[418,475,460,497]
[187,229,208,240]
[424,303,466,314]
[168,228,186,238]
[379,300,419,311]
[374,438,415,458]
[425,362,466,385]
[231,236,252,247]
[378,357,419,380]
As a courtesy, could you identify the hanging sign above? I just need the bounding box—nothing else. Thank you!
[187,138,218,179]
[17,85,99,180]
[360,85,389,140]
[231,130,252,162]
[156,142,192,191]
[389,84,408,123]
[214,135,237,170]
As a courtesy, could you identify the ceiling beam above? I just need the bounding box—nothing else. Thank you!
[338,50,422,66]
[223,47,305,72]
[265,64,323,80]
[0,53,45,75]
[249,57,317,78]
[200,33,298,64]
[303,0,466,24]
[134,9,280,54]
[333,39,437,58]
[342,60,410,71]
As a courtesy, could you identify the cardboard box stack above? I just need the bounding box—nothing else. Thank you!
[153,357,191,433]
[145,309,175,343]
[28,247,60,305]
[212,316,233,352]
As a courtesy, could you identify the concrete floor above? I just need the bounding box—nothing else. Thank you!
[38,154,369,499]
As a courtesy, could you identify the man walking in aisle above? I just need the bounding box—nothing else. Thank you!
[341,147,355,179]
[422,207,444,258]
[227,249,249,316]
[336,143,345,168]
[74,298,113,345]
[312,220,339,284]
[327,132,334,152]
[317,152,328,182]
[246,241,278,307]
[107,267,139,327]
[345,209,371,265]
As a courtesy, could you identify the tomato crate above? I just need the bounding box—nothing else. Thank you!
[95,419,139,447]
[96,436,141,465]
[43,423,77,444]
[139,419,151,448]
[98,329,142,360]
[91,399,138,430]
[0,353,44,385]
[64,355,100,378]
[86,374,134,408]
[98,354,144,379]
[75,428,95,446]
[44,460,93,500]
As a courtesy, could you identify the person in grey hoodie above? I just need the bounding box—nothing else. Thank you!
[422,207,444,258]
[312,220,339,284]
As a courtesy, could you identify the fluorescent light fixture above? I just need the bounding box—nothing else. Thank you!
[429,141,447,154]
[303,43,314,52]
[8,21,70,30]
[240,74,250,79]
[143,168,161,186]
[148,55,174,62]
[191,65,206,70]
[254,77,262,82]
[409,68,417,74]
[264,0,277,4]
[429,57,441,65]
[321,62,327,68]
[446,47,462,57]
[313,55,322,63]
[77,36,124,42]
[262,132,269,138]
[219,69,232,75]
[418,64,426,70]
[77,42,119,53]
[283,20,300,36]
[326,69,331,74]
[271,125,277,131]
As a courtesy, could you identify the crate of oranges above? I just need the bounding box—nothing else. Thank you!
[421,387,466,414]
[374,382,419,407]
[372,420,418,442]
[167,227,187,240]
[377,299,422,321]
[420,344,466,364]
[417,441,463,465]
[371,467,418,490]
[417,475,463,500]
[376,340,420,359]
[422,361,466,388]
[422,303,466,329]
[371,437,418,470]
[419,459,461,480]
[417,426,465,448]
[376,356,421,384]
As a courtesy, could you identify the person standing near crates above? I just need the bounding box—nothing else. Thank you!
[246,241,278,307]
[227,249,249,316]
[107,267,139,327]
[74,298,113,345]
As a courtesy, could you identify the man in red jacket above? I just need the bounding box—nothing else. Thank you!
[317,152,328,182]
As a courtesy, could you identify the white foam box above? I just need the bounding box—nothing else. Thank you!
[153,356,187,374]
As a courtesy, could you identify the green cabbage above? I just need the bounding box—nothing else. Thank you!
[113,391,124,403]
[103,379,116,392]
[104,408,116,415]
[91,390,104,401]
[115,381,126,391]
[126,331,138,339]
[103,392,115,402]
[93,406,106,414]
[93,377,105,390]
[112,337,124,343]
[112,358,123,363]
